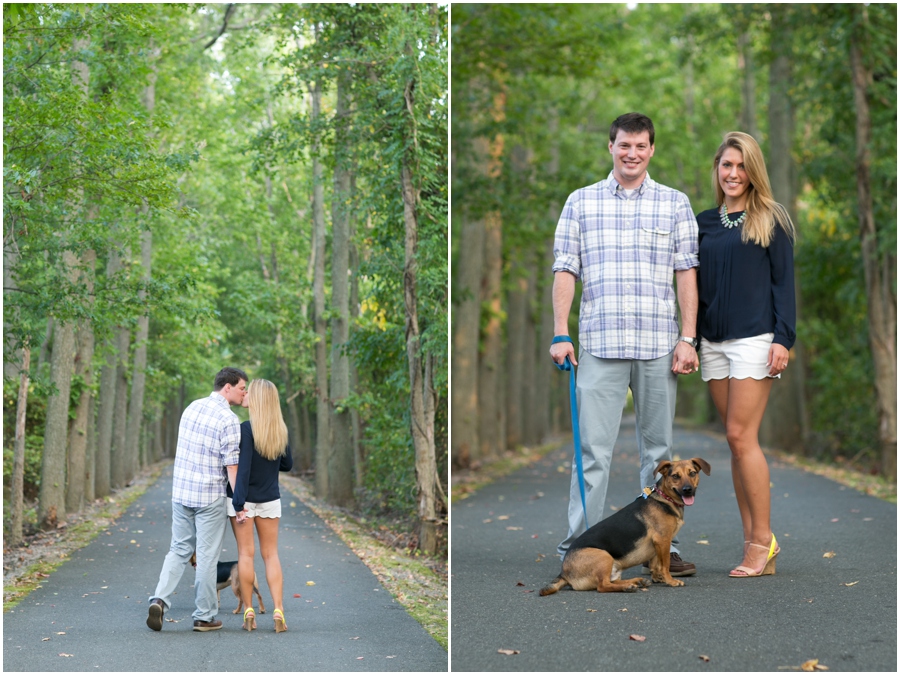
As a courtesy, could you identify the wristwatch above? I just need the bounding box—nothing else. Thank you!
[679,336,699,349]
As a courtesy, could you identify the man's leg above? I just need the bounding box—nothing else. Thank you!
[632,352,695,574]
[192,497,227,622]
[148,502,196,622]
[557,352,630,559]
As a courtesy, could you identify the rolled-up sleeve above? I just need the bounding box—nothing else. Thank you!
[673,194,699,271]
[552,191,582,277]
[220,416,241,467]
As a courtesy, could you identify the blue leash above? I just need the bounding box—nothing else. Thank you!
[552,336,589,528]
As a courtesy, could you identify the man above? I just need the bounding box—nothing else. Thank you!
[147,367,248,632]
[549,112,700,576]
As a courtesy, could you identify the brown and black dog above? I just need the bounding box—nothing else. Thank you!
[190,553,266,614]
[540,457,711,596]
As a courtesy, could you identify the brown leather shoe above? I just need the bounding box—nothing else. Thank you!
[642,553,697,577]
[147,598,164,631]
[193,618,223,632]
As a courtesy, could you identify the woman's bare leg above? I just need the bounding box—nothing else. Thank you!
[255,516,283,613]
[232,515,257,614]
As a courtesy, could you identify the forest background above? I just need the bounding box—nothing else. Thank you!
[3,3,449,558]
[451,4,897,483]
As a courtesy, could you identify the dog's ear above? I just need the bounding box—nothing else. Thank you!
[691,458,711,476]
[654,460,673,477]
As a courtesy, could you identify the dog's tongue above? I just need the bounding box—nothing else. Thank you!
[682,495,695,506]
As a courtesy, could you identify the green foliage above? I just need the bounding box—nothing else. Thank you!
[3,378,47,503]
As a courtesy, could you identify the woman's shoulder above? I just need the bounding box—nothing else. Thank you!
[240,420,253,434]
[696,207,720,222]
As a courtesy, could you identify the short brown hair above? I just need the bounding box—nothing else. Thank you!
[609,112,655,146]
[214,367,248,391]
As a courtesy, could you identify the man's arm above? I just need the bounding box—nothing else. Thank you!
[226,463,246,523]
[549,271,578,366]
[672,268,699,373]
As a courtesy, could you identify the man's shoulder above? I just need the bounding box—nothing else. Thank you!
[645,177,691,202]
[568,178,610,199]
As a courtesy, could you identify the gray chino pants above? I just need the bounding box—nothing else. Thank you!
[556,348,678,559]
[149,496,227,622]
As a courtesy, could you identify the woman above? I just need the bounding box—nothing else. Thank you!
[697,131,796,578]
[228,379,293,630]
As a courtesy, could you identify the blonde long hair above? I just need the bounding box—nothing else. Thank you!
[713,131,795,247]
[247,379,288,460]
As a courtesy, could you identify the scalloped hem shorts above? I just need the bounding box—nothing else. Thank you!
[700,333,780,381]
[227,498,281,519]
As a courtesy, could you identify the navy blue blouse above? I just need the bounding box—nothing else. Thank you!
[229,420,293,512]
[696,208,796,349]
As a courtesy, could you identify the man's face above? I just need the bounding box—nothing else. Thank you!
[222,379,247,406]
[608,130,654,189]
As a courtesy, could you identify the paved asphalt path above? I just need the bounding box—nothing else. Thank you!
[451,415,897,672]
[3,465,447,672]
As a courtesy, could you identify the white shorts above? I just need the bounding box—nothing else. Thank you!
[700,333,780,381]
[227,498,281,519]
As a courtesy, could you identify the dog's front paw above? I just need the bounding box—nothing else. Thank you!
[666,578,685,587]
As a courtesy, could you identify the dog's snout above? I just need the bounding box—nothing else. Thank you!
[681,485,694,495]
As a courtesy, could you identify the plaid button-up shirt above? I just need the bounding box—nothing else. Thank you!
[553,172,699,360]
[171,392,241,508]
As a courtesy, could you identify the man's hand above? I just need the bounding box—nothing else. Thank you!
[671,341,699,375]
[235,509,248,524]
[550,339,577,367]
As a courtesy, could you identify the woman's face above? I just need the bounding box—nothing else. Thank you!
[718,147,750,205]
[241,386,250,409]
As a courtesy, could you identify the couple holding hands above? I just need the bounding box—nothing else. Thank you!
[146,367,292,633]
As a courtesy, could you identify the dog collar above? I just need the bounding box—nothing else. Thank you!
[653,485,682,507]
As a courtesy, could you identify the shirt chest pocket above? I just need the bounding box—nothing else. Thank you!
[638,210,673,269]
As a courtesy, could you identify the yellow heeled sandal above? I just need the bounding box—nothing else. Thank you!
[243,607,256,631]
[729,534,779,577]
[273,608,287,633]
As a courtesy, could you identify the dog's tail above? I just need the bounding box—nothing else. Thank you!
[539,575,568,597]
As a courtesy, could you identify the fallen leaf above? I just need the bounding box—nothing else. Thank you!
[350,636,360,640]
[629,634,647,642]
[506,526,523,531]
[293,594,301,598]
[56,632,65,635]
[823,551,836,558]
[42,637,50,642]
[699,655,711,662]
[618,608,628,612]
[801,659,821,671]
[696,540,710,545]
[863,517,873,521]
[59,653,73,657]
[497,649,520,655]
[356,657,364,660]
[516,582,525,587]
[531,534,539,539]
[842,581,859,587]
[498,515,510,521]
[306,581,316,586]
[586,609,597,612]
[386,655,397,659]
[483,519,493,523]
[830,518,839,522]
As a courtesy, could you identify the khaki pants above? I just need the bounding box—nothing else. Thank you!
[557,348,678,559]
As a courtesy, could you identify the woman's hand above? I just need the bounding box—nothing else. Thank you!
[767,343,790,376]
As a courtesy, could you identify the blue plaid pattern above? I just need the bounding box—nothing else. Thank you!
[171,392,241,508]
[553,172,699,360]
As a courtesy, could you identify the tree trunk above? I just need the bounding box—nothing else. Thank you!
[506,268,528,449]
[95,250,122,498]
[10,347,31,546]
[478,206,504,462]
[737,27,759,141]
[327,66,355,507]
[850,9,897,480]
[401,57,444,553]
[39,252,78,529]
[760,4,810,453]
[110,324,131,489]
[126,228,151,475]
[310,74,331,499]
[349,173,364,488]
[67,277,96,514]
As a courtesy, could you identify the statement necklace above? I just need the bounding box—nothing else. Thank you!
[719,203,746,229]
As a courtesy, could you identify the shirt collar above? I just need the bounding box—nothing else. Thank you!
[210,391,228,406]
[607,170,655,196]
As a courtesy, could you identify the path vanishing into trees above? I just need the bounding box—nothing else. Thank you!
[3,466,447,672]
[450,416,897,672]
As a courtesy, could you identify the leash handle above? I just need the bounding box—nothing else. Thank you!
[552,336,588,528]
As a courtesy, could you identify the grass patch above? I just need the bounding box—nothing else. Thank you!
[281,475,447,650]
